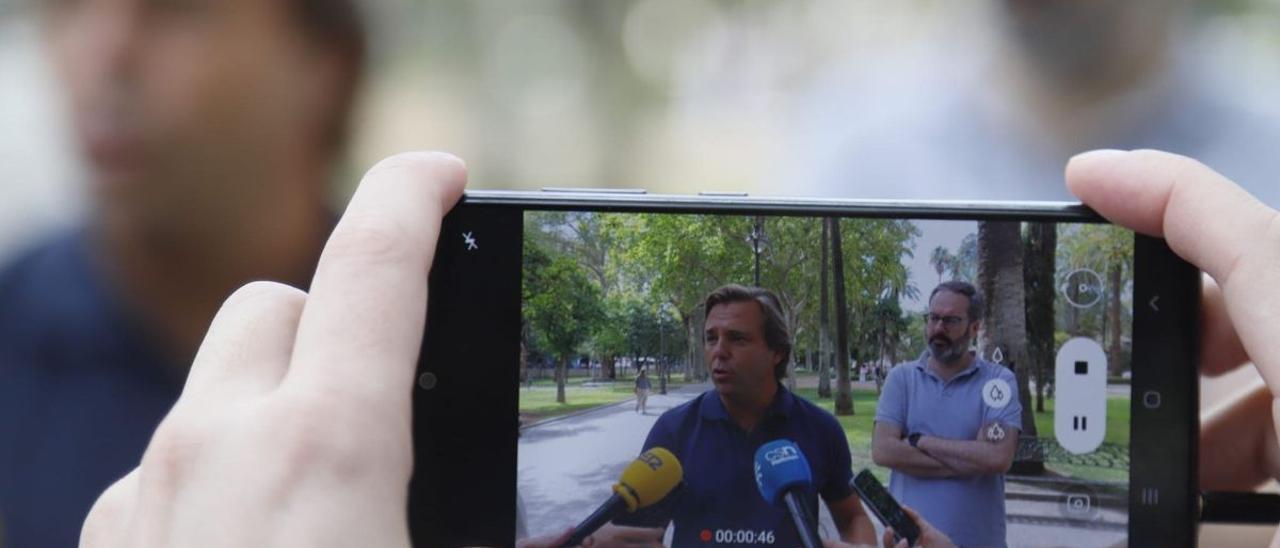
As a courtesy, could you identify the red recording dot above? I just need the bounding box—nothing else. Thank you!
[700,529,712,542]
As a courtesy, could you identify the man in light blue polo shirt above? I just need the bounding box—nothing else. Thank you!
[872,281,1022,548]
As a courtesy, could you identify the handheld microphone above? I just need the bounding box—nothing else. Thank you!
[562,447,683,547]
[754,439,823,548]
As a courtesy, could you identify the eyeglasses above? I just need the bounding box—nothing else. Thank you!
[923,313,966,328]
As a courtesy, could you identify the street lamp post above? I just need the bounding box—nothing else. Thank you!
[658,312,668,395]
[747,215,767,286]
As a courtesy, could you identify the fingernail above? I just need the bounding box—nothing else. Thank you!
[1073,149,1128,162]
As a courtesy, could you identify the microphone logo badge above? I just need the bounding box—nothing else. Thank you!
[763,445,799,466]
[638,450,663,471]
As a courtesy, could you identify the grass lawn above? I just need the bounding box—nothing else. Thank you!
[792,387,891,482]
[519,377,684,422]
[790,387,1132,484]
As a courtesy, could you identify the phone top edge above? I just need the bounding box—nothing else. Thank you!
[460,189,1103,222]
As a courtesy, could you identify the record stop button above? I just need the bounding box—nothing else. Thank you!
[1054,337,1107,454]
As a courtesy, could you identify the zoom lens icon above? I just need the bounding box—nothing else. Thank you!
[1060,268,1104,309]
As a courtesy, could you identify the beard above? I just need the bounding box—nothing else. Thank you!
[928,333,971,364]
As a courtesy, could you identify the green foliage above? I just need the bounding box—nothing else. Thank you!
[522,229,603,360]
[1055,224,1135,371]
[522,210,922,376]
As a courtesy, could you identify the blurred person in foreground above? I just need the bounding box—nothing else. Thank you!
[0,1,366,546]
[790,0,1280,207]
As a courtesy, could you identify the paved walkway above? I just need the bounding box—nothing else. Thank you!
[517,384,707,538]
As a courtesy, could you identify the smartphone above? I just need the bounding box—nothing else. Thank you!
[408,190,1199,547]
[852,468,921,546]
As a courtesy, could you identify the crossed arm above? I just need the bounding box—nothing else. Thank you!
[871,422,957,478]
[870,421,1019,478]
[916,423,1019,476]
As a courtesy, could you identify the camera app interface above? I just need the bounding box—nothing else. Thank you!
[516,212,1133,547]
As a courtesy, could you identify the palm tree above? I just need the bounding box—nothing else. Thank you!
[819,218,832,398]
[929,246,951,285]
[829,218,853,416]
[977,221,1042,473]
[1024,223,1056,413]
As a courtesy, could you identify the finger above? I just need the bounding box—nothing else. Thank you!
[552,528,574,548]
[882,528,896,548]
[1067,149,1280,389]
[1199,275,1250,377]
[1200,382,1280,490]
[179,282,306,405]
[901,506,921,520]
[611,525,665,541]
[80,468,139,547]
[286,152,466,406]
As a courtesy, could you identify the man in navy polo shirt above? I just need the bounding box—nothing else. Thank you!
[610,284,875,545]
[871,281,1022,548]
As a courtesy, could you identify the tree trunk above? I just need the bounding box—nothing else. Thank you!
[819,218,832,398]
[829,218,854,416]
[602,355,616,380]
[1066,277,1081,336]
[520,341,528,385]
[686,304,708,382]
[1107,261,1124,376]
[1024,223,1056,414]
[978,221,1041,473]
[556,356,568,404]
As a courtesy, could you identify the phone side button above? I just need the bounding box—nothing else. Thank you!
[1142,390,1162,409]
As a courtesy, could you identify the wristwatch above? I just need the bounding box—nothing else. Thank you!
[907,432,922,448]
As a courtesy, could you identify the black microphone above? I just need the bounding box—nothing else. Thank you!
[754,439,822,548]
[562,447,683,547]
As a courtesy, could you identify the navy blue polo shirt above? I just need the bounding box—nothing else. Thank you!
[0,231,183,548]
[617,385,855,545]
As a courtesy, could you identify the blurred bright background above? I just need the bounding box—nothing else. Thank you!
[2,0,1279,257]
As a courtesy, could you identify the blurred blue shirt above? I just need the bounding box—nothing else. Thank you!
[0,230,182,548]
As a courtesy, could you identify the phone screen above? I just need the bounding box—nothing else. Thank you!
[409,195,1198,547]
[852,469,920,545]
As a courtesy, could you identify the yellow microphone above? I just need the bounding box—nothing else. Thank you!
[563,448,683,546]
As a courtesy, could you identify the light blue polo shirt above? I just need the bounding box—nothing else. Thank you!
[875,356,1022,548]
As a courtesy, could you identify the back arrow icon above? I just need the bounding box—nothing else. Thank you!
[1149,295,1160,312]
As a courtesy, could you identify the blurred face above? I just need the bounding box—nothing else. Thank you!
[42,0,344,230]
[999,0,1175,84]
[925,291,978,365]
[704,301,781,402]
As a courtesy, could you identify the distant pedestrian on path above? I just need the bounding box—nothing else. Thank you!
[635,369,652,414]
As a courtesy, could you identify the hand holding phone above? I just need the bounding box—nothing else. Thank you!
[850,469,921,546]
[1067,149,1280,498]
[78,152,468,547]
[881,506,954,548]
